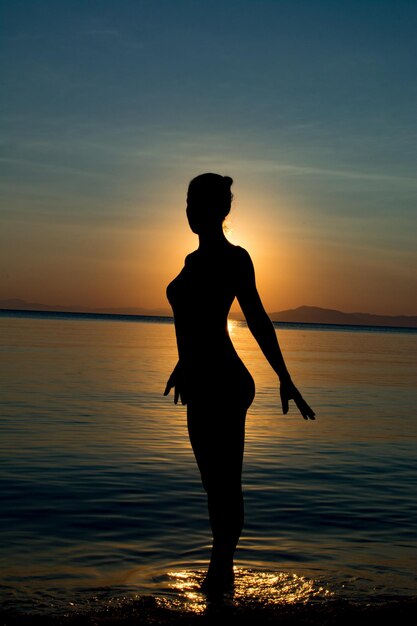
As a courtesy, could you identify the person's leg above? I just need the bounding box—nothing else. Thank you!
[204,470,244,587]
[187,402,247,590]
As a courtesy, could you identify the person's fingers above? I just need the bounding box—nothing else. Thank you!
[300,397,315,419]
[295,395,316,420]
[163,382,172,396]
[281,384,316,420]
[280,389,289,415]
[174,386,179,404]
[295,395,307,420]
[305,403,316,419]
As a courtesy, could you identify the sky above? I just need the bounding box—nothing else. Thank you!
[1,0,416,316]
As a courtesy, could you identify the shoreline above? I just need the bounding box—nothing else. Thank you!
[2,594,417,626]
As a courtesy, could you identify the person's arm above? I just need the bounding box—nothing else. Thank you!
[235,248,315,420]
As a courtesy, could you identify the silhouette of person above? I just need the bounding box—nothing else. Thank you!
[164,173,315,593]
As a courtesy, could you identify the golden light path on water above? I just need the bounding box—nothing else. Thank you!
[161,568,333,613]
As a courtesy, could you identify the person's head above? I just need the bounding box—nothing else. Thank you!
[186,173,233,234]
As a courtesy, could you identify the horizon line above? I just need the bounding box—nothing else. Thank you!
[1,306,416,331]
[1,298,417,319]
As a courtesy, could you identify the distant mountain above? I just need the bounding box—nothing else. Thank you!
[0,299,171,318]
[1,300,416,328]
[268,305,417,328]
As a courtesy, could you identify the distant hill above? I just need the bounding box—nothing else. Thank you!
[1,300,416,328]
[268,305,417,328]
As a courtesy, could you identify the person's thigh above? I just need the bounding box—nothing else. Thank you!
[187,401,246,492]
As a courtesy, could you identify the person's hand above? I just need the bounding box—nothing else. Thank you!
[280,378,315,420]
[163,363,188,405]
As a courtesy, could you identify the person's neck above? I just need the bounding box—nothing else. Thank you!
[198,228,228,251]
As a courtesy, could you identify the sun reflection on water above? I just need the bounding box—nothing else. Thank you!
[163,568,333,612]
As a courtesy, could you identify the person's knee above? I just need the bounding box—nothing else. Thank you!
[204,477,242,502]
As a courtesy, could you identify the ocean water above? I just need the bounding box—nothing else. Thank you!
[0,313,416,622]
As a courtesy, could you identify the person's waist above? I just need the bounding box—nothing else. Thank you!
[179,335,237,359]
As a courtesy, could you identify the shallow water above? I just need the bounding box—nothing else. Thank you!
[0,314,416,619]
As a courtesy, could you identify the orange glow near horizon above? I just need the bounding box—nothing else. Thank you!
[1,182,416,316]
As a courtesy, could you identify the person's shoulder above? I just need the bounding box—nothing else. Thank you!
[233,244,250,256]
[230,244,253,265]
[184,250,199,265]
[227,245,255,280]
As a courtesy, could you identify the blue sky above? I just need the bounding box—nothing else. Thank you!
[1,0,416,314]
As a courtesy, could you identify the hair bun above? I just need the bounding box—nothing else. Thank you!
[223,176,233,188]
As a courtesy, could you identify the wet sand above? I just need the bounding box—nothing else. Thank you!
[2,594,417,626]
